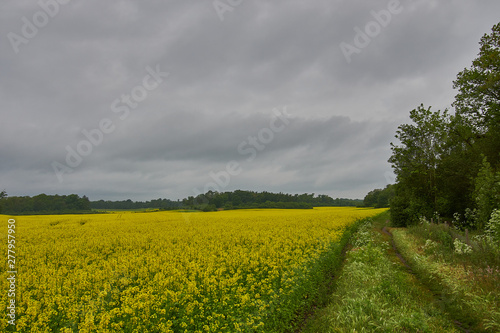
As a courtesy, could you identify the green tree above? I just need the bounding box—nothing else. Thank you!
[389,105,449,225]
[474,157,500,229]
[389,23,500,227]
[453,22,500,166]
[0,190,6,213]
[363,185,395,208]
[363,189,382,207]
[376,184,395,208]
[447,22,500,223]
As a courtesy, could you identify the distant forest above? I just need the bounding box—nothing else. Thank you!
[0,193,91,214]
[91,198,183,210]
[181,190,362,211]
[0,190,363,214]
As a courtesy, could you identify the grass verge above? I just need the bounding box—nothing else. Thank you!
[301,212,458,332]
[392,223,500,331]
[285,215,374,332]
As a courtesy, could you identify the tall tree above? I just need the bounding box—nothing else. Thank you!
[389,23,500,227]
[450,23,500,225]
[453,23,500,165]
[389,105,449,225]
[0,190,6,213]
[474,157,500,229]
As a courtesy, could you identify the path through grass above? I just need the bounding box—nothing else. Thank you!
[300,212,459,332]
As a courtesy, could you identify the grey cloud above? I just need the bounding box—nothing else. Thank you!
[1,0,499,200]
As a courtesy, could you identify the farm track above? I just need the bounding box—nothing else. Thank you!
[300,213,464,332]
[381,225,413,273]
[380,225,471,333]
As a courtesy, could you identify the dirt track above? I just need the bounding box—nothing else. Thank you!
[380,224,471,333]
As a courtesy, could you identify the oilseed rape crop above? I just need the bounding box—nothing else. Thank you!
[1,207,385,332]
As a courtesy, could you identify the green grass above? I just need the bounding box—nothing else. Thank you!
[301,212,458,332]
[284,216,374,332]
[393,224,500,331]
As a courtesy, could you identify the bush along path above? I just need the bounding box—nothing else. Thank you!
[300,211,460,333]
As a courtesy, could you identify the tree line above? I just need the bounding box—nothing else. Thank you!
[90,198,183,210]
[0,190,362,214]
[0,193,90,214]
[182,190,362,211]
[388,23,500,228]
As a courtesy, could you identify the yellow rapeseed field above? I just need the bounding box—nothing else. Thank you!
[1,207,385,332]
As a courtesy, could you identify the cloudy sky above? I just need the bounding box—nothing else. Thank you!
[1,0,499,201]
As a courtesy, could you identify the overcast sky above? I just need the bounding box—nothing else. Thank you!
[1,0,499,201]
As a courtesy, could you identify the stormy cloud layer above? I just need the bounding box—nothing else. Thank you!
[1,0,499,200]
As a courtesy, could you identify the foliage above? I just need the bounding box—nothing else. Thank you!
[91,198,182,210]
[183,190,361,211]
[422,239,439,254]
[453,238,473,254]
[0,190,6,213]
[486,209,500,245]
[388,190,411,227]
[0,194,90,214]
[363,184,394,208]
[0,207,385,332]
[389,22,500,228]
[389,105,450,226]
[453,22,500,163]
[474,158,500,229]
[390,183,435,226]
[1,190,362,214]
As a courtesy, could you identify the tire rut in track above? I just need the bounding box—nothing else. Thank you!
[380,224,472,333]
